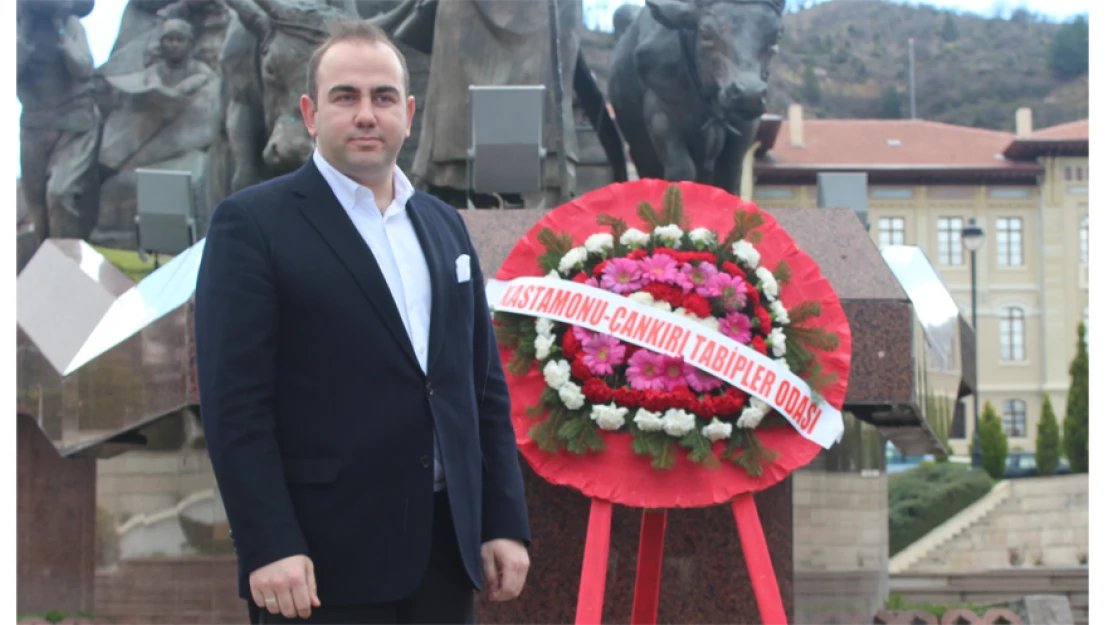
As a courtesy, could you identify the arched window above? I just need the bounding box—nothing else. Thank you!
[1002,399,1027,437]
[1080,216,1089,264]
[1000,307,1025,361]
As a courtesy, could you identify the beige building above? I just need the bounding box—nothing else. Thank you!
[746,105,1089,457]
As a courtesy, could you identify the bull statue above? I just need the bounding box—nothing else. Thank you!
[608,0,784,195]
[217,0,413,190]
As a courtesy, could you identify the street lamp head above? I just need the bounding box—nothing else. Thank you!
[962,218,985,252]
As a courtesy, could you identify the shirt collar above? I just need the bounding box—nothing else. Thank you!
[312,148,415,213]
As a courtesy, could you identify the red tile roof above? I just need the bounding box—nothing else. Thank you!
[1026,119,1088,140]
[760,119,1022,169]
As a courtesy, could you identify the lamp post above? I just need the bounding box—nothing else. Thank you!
[961,218,985,468]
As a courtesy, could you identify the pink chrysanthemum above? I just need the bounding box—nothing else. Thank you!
[676,262,722,297]
[719,312,753,344]
[639,254,679,285]
[685,364,724,393]
[581,333,627,376]
[600,258,644,294]
[573,325,595,343]
[714,274,749,312]
[626,350,666,391]
[658,355,689,391]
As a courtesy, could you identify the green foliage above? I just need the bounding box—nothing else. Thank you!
[1035,393,1061,476]
[940,13,960,42]
[92,245,166,283]
[887,593,991,617]
[888,463,993,555]
[801,63,822,104]
[978,401,1008,480]
[1048,15,1089,80]
[879,85,902,119]
[1063,322,1089,472]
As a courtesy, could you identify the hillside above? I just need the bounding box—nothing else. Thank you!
[579,0,1088,131]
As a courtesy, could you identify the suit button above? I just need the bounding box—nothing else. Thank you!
[426,383,434,396]
[421,455,432,468]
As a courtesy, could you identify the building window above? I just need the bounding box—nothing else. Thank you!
[1065,166,1073,181]
[1077,166,1085,182]
[878,217,905,249]
[1080,216,1088,264]
[951,402,966,439]
[1000,307,1025,361]
[937,217,964,265]
[996,217,1023,266]
[1002,399,1027,437]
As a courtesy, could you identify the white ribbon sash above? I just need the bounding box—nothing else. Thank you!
[493,276,844,448]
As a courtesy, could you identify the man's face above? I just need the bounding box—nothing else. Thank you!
[161,31,191,62]
[299,40,414,184]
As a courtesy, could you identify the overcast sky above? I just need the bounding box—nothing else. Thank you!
[14,0,1091,178]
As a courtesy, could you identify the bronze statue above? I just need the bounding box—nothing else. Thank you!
[17,0,102,245]
[608,0,784,195]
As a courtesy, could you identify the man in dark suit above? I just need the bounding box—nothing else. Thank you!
[194,18,530,624]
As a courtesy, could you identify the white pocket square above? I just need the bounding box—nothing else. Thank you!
[456,254,471,283]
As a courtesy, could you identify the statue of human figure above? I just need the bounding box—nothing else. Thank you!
[95,18,221,243]
[99,18,218,173]
[17,0,102,245]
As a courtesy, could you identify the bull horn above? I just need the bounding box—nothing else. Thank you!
[366,0,420,34]
[225,0,272,41]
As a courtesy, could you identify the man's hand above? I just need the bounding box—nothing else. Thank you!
[249,554,321,619]
[480,539,530,602]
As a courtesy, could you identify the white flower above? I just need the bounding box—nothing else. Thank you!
[558,247,588,273]
[559,382,586,410]
[653,224,684,247]
[620,228,650,247]
[702,418,733,442]
[534,334,555,360]
[545,269,562,281]
[652,300,673,312]
[584,233,614,254]
[662,408,696,438]
[773,357,789,371]
[590,403,629,431]
[699,316,720,332]
[732,240,761,268]
[738,399,771,429]
[628,292,655,306]
[769,327,787,357]
[535,317,555,338]
[688,227,714,246]
[770,300,790,325]
[634,408,665,432]
[543,359,571,390]
[755,267,779,299]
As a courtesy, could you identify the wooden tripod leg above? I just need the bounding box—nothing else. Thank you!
[574,498,613,625]
[731,494,788,624]
[630,509,668,624]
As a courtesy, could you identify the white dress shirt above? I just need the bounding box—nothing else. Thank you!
[312,149,445,491]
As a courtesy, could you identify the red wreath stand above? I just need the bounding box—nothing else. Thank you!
[493,180,852,625]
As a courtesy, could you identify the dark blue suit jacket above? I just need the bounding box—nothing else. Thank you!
[194,158,530,605]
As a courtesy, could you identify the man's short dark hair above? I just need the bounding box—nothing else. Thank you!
[306,19,410,104]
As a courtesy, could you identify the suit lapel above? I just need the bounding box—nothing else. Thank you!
[406,196,448,373]
[292,160,422,374]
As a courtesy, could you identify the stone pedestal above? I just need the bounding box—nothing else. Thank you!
[17,413,97,615]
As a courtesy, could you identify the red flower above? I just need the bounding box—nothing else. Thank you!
[668,386,697,411]
[679,251,717,265]
[681,293,712,318]
[612,387,643,408]
[571,272,590,284]
[582,378,612,403]
[692,398,718,419]
[562,328,580,356]
[653,247,681,260]
[626,249,648,261]
[592,258,611,277]
[571,356,592,381]
[751,336,767,356]
[641,390,671,412]
[712,392,747,415]
[722,261,745,277]
[641,282,685,307]
[745,280,761,303]
[754,306,772,334]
